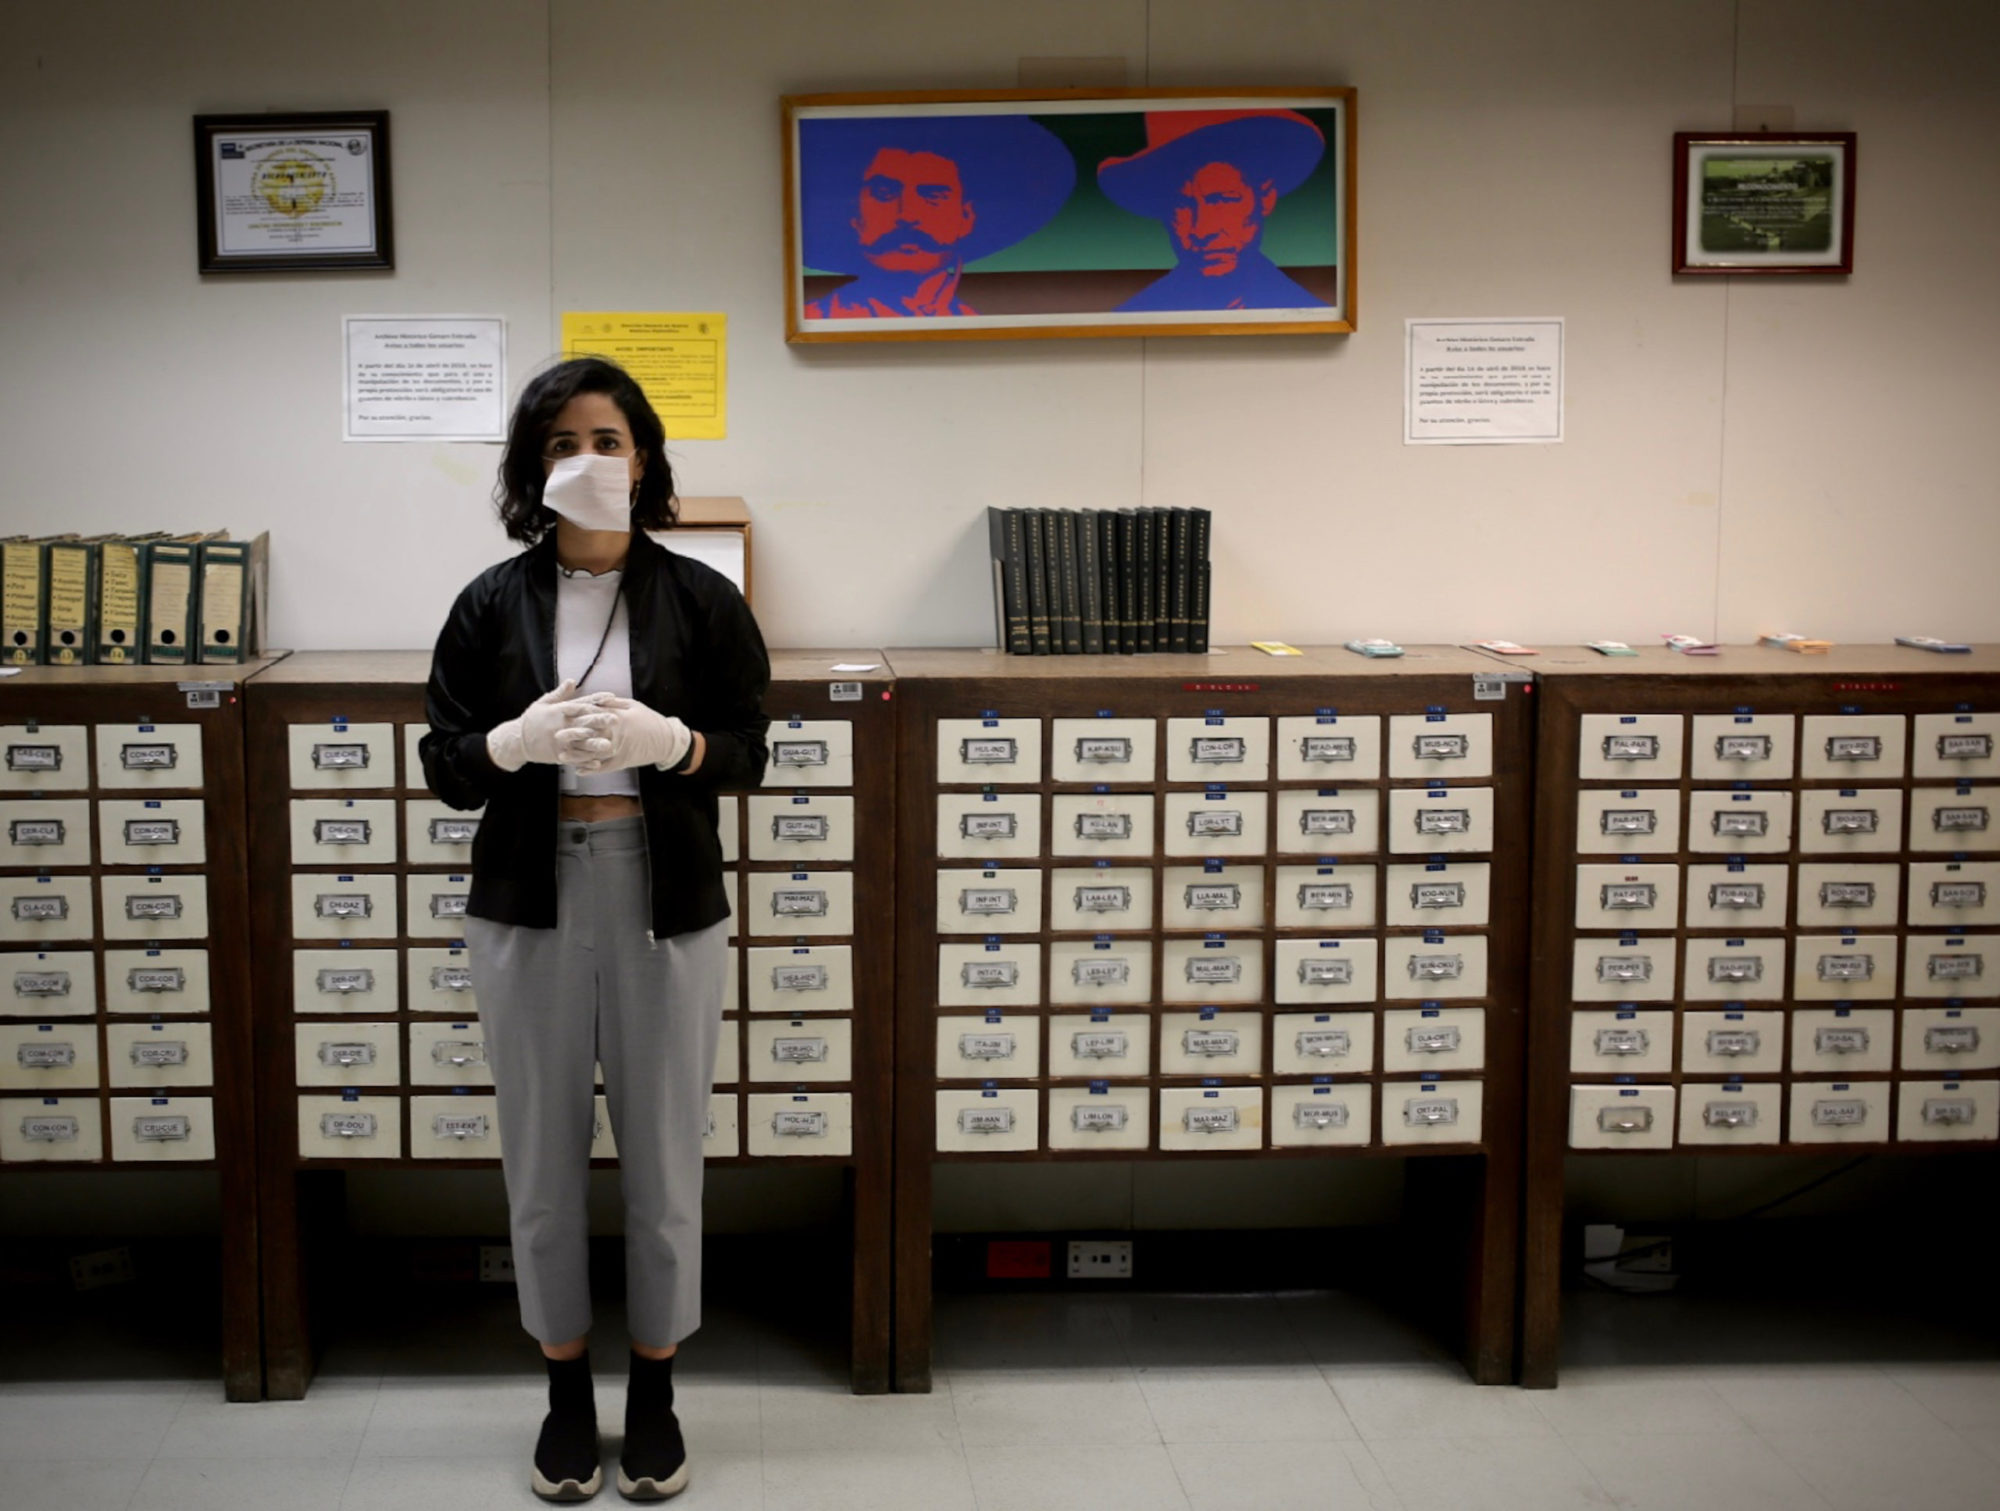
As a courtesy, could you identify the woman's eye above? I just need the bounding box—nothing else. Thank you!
[595,436,626,451]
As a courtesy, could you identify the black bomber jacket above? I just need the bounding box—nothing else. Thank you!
[419,530,769,938]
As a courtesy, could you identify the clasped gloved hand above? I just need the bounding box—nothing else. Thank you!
[565,695,694,775]
[485,680,619,772]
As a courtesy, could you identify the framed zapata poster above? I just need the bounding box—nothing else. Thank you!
[783,89,1356,342]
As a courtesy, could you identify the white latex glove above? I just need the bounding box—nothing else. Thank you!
[485,680,613,772]
[566,695,693,775]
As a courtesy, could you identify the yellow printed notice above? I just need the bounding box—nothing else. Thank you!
[561,312,727,441]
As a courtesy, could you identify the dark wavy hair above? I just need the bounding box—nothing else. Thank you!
[494,357,678,542]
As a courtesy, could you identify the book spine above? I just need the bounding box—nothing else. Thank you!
[1151,508,1172,651]
[990,508,1030,655]
[1134,509,1156,653]
[1115,511,1136,654]
[1039,509,1064,654]
[1189,560,1211,653]
[1099,511,1121,655]
[1077,509,1103,655]
[1168,508,1192,654]
[1056,510,1083,654]
[1023,509,1051,654]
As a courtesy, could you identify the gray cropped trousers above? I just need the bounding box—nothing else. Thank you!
[463,816,728,1348]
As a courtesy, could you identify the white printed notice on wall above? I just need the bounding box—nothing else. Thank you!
[343,315,507,442]
[1404,318,1564,445]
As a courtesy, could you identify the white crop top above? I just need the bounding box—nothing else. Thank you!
[555,564,638,796]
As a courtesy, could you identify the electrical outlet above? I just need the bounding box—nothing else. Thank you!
[1067,1240,1133,1280]
[70,1246,135,1291]
[478,1245,516,1283]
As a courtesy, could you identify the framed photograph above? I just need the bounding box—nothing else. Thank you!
[193,111,394,274]
[783,88,1356,343]
[1673,131,1854,275]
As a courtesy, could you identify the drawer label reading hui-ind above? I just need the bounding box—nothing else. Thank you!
[131,1041,188,1067]
[959,813,1018,841]
[1602,734,1660,762]
[120,744,178,770]
[1925,1025,1982,1054]
[1187,809,1244,837]
[1297,883,1353,911]
[1595,1027,1651,1056]
[321,1112,378,1139]
[431,965,474,993]
[14,970,70,997]
[125,895,184,921]
[1928,953,1984,981]
[1295,1100,1351,1130]
[319,1042,377,1068]
[1939,733,1994,761]
[1075,737,1132,764]
[12,896,68,922]
[958,1033,1016,1061]
[124,819,181,846]
[1298,958,1353,987]
[772,1110,828,1137]
[962,961,1019,989]
[430,818,479,844]
[434,1114,490,1141]
[774,815,831,842]
[960,737,1018,765]
[1707,956,1764,984]
[1706,1029,1762,1057]
[1710,882,1766,911]
[317,968,375,994]
[771,1037,829,1064]
[1601,883,1658,911]
[1190,736,1246,764]
[1416,808,1473,836]
[771,890,829,917]
[318,818,371,845]
[1597,1105,1653,1134]
[1406,1097,1461,1127]
[1923,1098,1979,1126]
[1822,809,1879,835]
[1934,806,1990,833]
[130,967,186,994]
[771,740,829,767]
[1814,1027,1871,1055]
[1601,809,1658,836]
[1300,807,1355,836]
[1933,881,1988,909]
[1300,735,1356,764]
[1412,882,1467,910]
[1713,810,1770,837]
[1296,1029,1352,1058]
[1811,1098,1868,1127]
[133,1115,191,1143]
[1072,957,1132,987]
[5,743,60,771]
[316,894,371,919]
[431,1041,486,1068]
[429,894,469,919]
[959,889,1018,916]
[311,743,369,769]
[1185,956,1243,985]
[8,818,64,845]
[1704,1101,1758,1129]
[1183,1105,1240,1134]
[1826,735,1882,762]
[1817,953,1875,982]
[1821,881,1876,909]
[18,1042,76,1069]
[1186,884,1242,911]
[1408,953,1465,981]
[1071,1031,1130,1059]
[958,1106,1016,1135]
[773,965,827,992]
[1407,1025,1462,1054]
[1182,1029,1241,1057]
[1072,1104,1129,1132]
[22,1115,79,1142]
[1414,733,1470,761]
[1716,734,1773,762]
[1076,812,1134,840]
[1597,955,1654,983]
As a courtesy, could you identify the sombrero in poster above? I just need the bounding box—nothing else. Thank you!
[1096,109,1325,215]
[799,114,1077,275]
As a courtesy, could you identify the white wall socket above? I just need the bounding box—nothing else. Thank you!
[1067,1240,1133,1280]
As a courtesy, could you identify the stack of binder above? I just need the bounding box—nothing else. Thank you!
[1,531,268,668]
[987,507,1211,657]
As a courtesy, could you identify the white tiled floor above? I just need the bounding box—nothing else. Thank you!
[4,1289,1999,1510]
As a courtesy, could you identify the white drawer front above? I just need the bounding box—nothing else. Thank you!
[1385,862,1492,928]
[1165,716,1270,784]
[1792,934,1899,1000]
[1048,940,1152,1006]
[716,795,738,864]
[1690,713,1797,781]
[104,948,209,1015]
[1682,937,1787,1002]
[1160,866,1266,931]
[1386,934,1488,1000]
[94,724,204,790]
[1160,938,1263,1004]
[937,1014,1040,1080]
[1574,864,1679,931]
[1900,1008,2000,1072]
[1570,1010,1672,1075]
[401,724,430,794]
[704,1093,741,1158]
[1383,1007,1485,1072]
[410,1094,502,1159]
[1,874,95,944]
[109,1095,215,1161]
[1577,788,1682,856]
[1911,786,1996,852]
[297,1094,401,1159]
[1275,715,1382,782]
[1791,1008,1895,1073]
[1794,864,1901,928]
[1388,712,1493,780]
[288,722,395,790]
[0,726,87,792]
[1903,934,1995,998]
[1163,790,1269,858]
[1274,864,1377,928]
[106,1022,213,1089]
[1048,1086,1151,1150]
[1683,864,1790,930]
[1159,1086,1264,1151]
[0,1023,99,1091]
[1050,793,1155,858]
[713,1027,739,1086]
[1578,714,1685,781]
[1678,1082,1782,1146]
[1158,1011,1263,1075]
[1050,867,1156,933]
[403,874,473,942]
[1050,718,1155,783]
[747,1016,853,1083]
[1382,1080,1483,1146]
[5,950,96,1018]
[99,799,206,866]
[1271,1083,1373,1148]
[743,871,854,937]
[1789,1081,1890,1144]
[1687,790,1793,855]
[1,1095,101,1161]
[1801,714,1907,780]
[1798,789,1902,855]
[937,943,1042,1008]
[1388,787,1495,855]
[1569,1084,1674,1150]
[295,1021,401,1088]
[1908,862,2000,927]
[936,868,1042,935]
[1274,789,1379,856]
[937,1088,1038,1152]
[2,800,91,867]
[292,873,397,941]
[937,718,1042,784]
[100,875,208,942]
[749,795,855,864]
[408,1021,492,1087]
[405,947,475,1015]
[404,800,482,866]
[764,720,853,788]
[1273,937,1379,1005]
[1896,1079,2000,1142]
[936,793,1042,861]
[1270,1011,1375,1075]
[1914,713,2000,780]
[745,944,853,1015]
[1683,1010,1785,1074]
[591,1093,618,1160]
[1046,1012,1151,1078]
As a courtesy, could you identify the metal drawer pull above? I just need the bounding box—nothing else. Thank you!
[1601,809,1657,835]
[434,1113,491,1140]
[959,813,1017,840]
[1300,808,1355,836]
[1811,1098,1868,1127]
[959,737,1018,765]
[1414,734,1470,760]
[1712,810,1770,837]
[315,894,372,919]
[310,743,369,769]
[316,967,375,995]
[958,889,1017,916]
[7,818,64,845]
[120,743,178,770]
[1597,955,1653,984]
[129,967,186,993]
[1185,884,1241,911]
[11,896,69,921]
[1298,958,1353,986]
[1409,953,1464,981]
[133,1115,191,1143]
[1715,734,1773,761]
[130,1041,188,1067]
[18,1042,76,1069]
[429,894,469,919]
[1707,956,1764,984]
[1074,885,1132,913]
[1703,1101,1758,1129]
[1070,1031,1129,1059]
[1407,1026,1461,1054]
[13,970,70,998]
[1925,1026,1981,1054]
[431,1041,486,1068]
[1602,734,1659,761]
[1074,737,1132,764]
[1596,1106,1654,1134]
[770,890,829,917]
[1075,812,1133,839]
[1072,958,1131,986]
[125,896,184,921]
[1184,956,1243,984]
[1594,1027,1650,1056]
[1416,808,1472,836]
[1300,736,1355,763]
[318,1042,377,1068]
[22,1115,79,1142]
[1938,733,1994,761]
[430,818,479,844]
[1825,735,1882,762]
[961,962,1019,989]
[1709,882,1766,910]
[1601,883,1657,911]
[1187,809,1244,837]
[958,1107,1015,1135]
[1820,882,1876,909]
[1932,881,1987,909]
[1297,884,1352,910]
[124,819,181,846]
[1183,1106,1240,1133]
[1405,1098,1460,1127]
[772,965,827,992]
[771,1037,829,1064]
[1182,1029,1241,1057]
[321,1112,377,1139]
[1412,882,1465,910]
[1928,954,1983,981]
[958,1033,1015,1061]
[1816,953,1874,982]
[1072,1104,1129,1132]
[1296,1029,1351,1058]
[1706,1029,1761,1057]
[431,965,474,992]
[1933,806,1990,833]
[1190,736,1246,764]
[1923,1098,1979,1127]
[1294,1101,1350,1130]
[772,1110,827,1137]
[1814,1027,1870,1055]
[773,815,831,842]
[771,740,829,767]
[4,743,60,771]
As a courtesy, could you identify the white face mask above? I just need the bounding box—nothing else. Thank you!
[541,455,634,532]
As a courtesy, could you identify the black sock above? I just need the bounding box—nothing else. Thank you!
[535,1352,599,1488]
[622,1351,685,1481]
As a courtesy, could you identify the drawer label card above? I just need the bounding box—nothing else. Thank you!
[1820,881,1876,908]
[430,1040,486,1068]
[959,737,1019,765]
[5,744,60,771]
[1594,1027,1651,1056]
[1601,883,1658,911]
[1416,808,1472,836]
[1298,958,1354,986]
[1706,1029,1762,1057]
[1300,735,1356,763]
[1296,1028,1352,1058]
[1709,882,1766,911]
[1822,809,1879,835]
[429,818,479,844]
[1412,882,1467,910]
[961,961,1020,988]
[773,965,828,992]
[1182,1028,1241,1056]
[311,743,370,770]
[1190,736,1246,764]
[1939,733,1994,761]
[18,1042,76,1069]
[1713,810,1770,837]
[14,970,70,997]
[1407,1025,1462,1054]
[1933,881,1987,909]
[434,1113,491,1140]
[1075,885,1134,914]
[316,968,375,994]
[1072,958,1132,987]
[429,894,469,918]
[1596,1105,1654,1134]
[1810,1098,1868,1127]
[1715,734,1774,762]
[8,818,65,845]
[120,744,178,769]
[772,740,829,767]
[319,1042,377,1068]
[1405,1097,1461,1127]
[774,815,831,842]
[1184,956,1243,984]
[959,813,1018,840]
[131,1041,188,1067]
[958,1033,1016,1061]
[1814,1027,1871,1055]
[1707,955,1765,984]
[1071,1031,1129,1059]
[1601,809,1658,836]
[1602,734,1660,762]
[1825,735,1882,762]
[125,820,181,846]
[1408,953,1465,981]
[1187,809,1244,837]
[1925,1025,1981,1054]
[12,896,69,922]
[772,1109,828,1137]
[315,894,372,919]
[1186,883,1242,911]
[957,1106,1016,1135]
[431,965,474,992]
[125,895,184,921]
[130,967,185,994]
[771,1037,829,1064]
[1414,733,1470,761]
[771,890,829,917]
[1816,953,1875,982]
[1923,1097,1979,1126]
[133,1115,191,1142]
[1183,1105,1240,1133]
[1075,812,1133,840]
[1074,737,1132,764]
[1928,953,1984,981]
[1597,954,1654,983]
[22,1115,79,1142]
[1703,1101,1758,1129]
[1299,807,1355,836]
[321,1112,378,1139]
[1934,806,1990,833]
[1294,1101,1350,1130]
[1072,1104,1129,1132]
[1297,883,1353,911]
[959,889,1017,916]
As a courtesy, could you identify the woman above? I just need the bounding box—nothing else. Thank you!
[421,355,768,1502]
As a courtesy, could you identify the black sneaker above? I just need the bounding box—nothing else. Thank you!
[619,1351,689,1500]
[533,1406,604,1502]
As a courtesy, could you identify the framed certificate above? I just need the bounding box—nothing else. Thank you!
[194,111,394,274]
[1673,131,1855,276]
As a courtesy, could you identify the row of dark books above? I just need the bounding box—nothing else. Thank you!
[1,532,268,667]
[987,507,1211,656]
